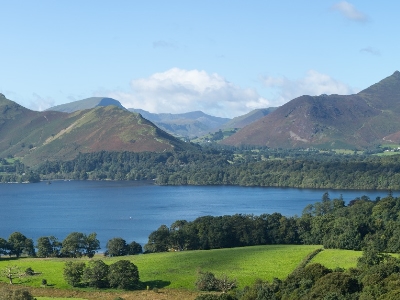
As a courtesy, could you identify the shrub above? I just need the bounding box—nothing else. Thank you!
[108,260,140,290]
[196,271,218,291]
[63,261,85,287]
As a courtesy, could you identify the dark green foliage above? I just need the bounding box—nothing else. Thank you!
[108,260,140,290]
[36,236,61,257]
[106,237,128,256]
[127,241,143,255]
[144,225,171,253]
[61,232,100,258]
[0,238,9,257]
[308,272,361,299]
[105,238,142,256]
[24,268,34,276]
[63,261,85,287]
[7,232,35,257]
[83,260,109,288]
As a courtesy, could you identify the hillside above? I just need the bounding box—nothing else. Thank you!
[47,97,125,112]
[128,108,230,138]
[220,107,276,130]
[223,71,400,149]
[0,94,195,165]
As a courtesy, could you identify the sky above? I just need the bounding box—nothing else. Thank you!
[0,1,399,118]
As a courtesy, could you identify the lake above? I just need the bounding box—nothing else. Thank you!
[0,180,393,250]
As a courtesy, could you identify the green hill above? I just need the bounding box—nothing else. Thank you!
[0,95,195,166]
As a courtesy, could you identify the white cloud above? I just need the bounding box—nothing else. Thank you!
[107,68,269,118]
[152,40,178,49]
[28,93,55,111]
[360,46,381,56]
[261,70,356,105]
[331,1,369,22]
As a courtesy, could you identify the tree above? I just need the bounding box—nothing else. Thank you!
[83,260,109,288]
[84,232,100,258]
[61,232,85,257]
[36,237,52,258]
[63,261,85,287]
[108,260,139,289]
[1,265,24,284]
[0,238,9,257]
[7,232,34,258]
[128,241,142,255]
[61,232,99,258]
[106,237,128,257]
[144,225,170,253]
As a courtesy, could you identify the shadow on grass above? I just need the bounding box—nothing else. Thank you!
[141,279,171,289]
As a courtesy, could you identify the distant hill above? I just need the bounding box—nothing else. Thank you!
[47,97,125,113]
[221,108,277,130]
[223,71,400,149]
[128,108,230,138]
[0,95,195,165]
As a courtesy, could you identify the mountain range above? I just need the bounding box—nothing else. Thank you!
[0,94,195,165]
[2,71,400,165]
[127,108,230,138]
[47,99,274,139]
[223,71,400,149]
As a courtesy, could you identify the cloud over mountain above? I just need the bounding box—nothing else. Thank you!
[108,68,269,118]
[261,70,356,105]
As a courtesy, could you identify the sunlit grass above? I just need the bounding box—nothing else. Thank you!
[0,245,321,290]
[310,249,362,270]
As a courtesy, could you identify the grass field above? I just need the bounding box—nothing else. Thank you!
[0,245,372,300]
[0,245,321,291]
[310,249,362,269]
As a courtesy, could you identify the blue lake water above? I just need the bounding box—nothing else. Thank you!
[0,180,393,250]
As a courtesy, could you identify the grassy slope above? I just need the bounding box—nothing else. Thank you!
[310,249,362,270]
[0,245,321,290]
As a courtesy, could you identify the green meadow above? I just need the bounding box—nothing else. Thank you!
[310,249,362,269]
[0,245,321,290]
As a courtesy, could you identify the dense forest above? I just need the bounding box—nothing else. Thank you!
[29,148,400,190]
[144,192,400,254]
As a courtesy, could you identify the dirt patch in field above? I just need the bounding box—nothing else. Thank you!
[0,283,201,300]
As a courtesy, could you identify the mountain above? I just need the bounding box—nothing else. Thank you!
[220,108,277,129]
[47,97,125,113]
[0,94,195,165]
[128,108,230,138]
[223,71,400,149]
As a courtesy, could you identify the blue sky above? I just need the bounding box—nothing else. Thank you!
[0,1,398,118]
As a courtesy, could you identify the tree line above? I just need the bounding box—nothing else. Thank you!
[0,232,142,259]
[144,192,400,254]
[34,149,400,190]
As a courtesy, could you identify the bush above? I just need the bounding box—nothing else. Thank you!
[63,261,85,287]
[196,271,218,291]
[83,260,110,288]
[196,271,236,293]
[25,267,34,276]
[108,260,140,290]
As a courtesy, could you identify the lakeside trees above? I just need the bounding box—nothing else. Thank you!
[35,149,400,190]
[144,193,400,254]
